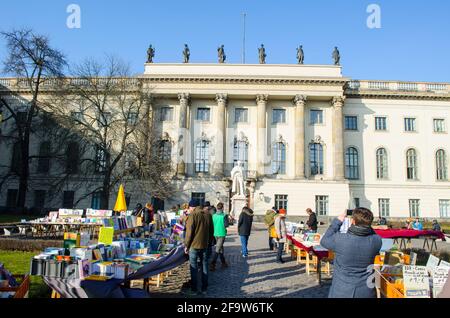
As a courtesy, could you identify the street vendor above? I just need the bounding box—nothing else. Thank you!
[412,218,423,231]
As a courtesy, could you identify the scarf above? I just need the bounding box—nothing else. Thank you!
[348,225,376,237]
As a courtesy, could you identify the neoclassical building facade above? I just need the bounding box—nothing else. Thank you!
[1,63,450,219]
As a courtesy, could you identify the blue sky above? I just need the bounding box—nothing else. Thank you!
[0,0,449,82]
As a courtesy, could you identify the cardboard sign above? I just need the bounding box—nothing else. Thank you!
[426,254,441,273]
[439,260,450,269]
[432,267,450,298]
[403,265,430,298]
[98,227,114,246]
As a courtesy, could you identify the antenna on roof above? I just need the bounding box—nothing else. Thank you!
[242,12,247,64]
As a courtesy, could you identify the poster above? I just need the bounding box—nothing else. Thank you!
[432,267,450,298]
[402,265,430,298]
[98,227,114,245]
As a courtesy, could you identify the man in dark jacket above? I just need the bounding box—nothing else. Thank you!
[184,202,214,296]
[238,207,254,258]
[321,208,382,298]
[306,208,318,232]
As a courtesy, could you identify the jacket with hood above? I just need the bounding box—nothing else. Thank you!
[238,209,254,236]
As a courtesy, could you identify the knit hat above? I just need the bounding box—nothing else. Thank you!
[279,209,287,216]
[189,199,199,208]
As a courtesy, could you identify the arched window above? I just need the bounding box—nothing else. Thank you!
[66,142,80,174]
[406,148,418,180]
[309,143,324,176]
[272,142,286,175]
[376,148,388,179]
[233,140,248,171]
[345,147,359,180]
[37,141,51,174]
[436,149,448,181]
[159,140,172,162]
[195,140,209,173]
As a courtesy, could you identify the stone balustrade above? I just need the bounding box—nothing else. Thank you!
[347,80,450,94]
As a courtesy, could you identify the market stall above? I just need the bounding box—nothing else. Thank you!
[374,229,446,252]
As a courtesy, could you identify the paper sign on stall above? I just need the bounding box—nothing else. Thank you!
[440,261,450,269]
[410,252,418,266]
[432,267,450,298]
[402,265,430,298]
[98,227,114,245]
[426,255,440,273]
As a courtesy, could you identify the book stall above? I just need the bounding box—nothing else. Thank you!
[0,263,30,298]
[374,229,446,252]
[29,221,188,298]
[374,247,450,298]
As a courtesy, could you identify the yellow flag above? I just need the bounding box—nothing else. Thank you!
[114,184,127,212]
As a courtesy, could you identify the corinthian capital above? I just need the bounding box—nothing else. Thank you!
[215,93,228,105]
[178,93,190,104]
[293,94,307,106]
[256,94,269,104]
[332,96,346,108]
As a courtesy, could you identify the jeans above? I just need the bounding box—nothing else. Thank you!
[240,235,249,256]
[212,236,226,264]
[277,242,285,262]
[269,235,274,250]
[189,248,209,292]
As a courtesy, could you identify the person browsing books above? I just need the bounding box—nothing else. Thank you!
[210,202,229,271]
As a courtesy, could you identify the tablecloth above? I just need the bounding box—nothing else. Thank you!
[374,229,446,240]
[287,234,329,259]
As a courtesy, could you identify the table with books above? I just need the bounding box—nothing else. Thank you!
[374,229,446,252]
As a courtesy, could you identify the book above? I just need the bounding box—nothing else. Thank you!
[98,227,114,245]
[78,259,90,279]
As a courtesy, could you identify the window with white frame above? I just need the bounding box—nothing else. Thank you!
[235,108,248,123]
[376,148,388,179]
[406,148,418,180]
[310,143,324,176]
[434,119,446,133]
[436,149,448,181]
[160,107,174,122]
[195,140,209,173]
[404,118,417,132]
[272,109,286,124]
[345,147,359,180]
[375,117,387,131]
[440,200,450,218]
[310,110,324,125]
[409,199,420,218]
[196,108,211,121]
[345,116,358,131]
[315,195,329,216]
[274,195,288,211]
[378,198,390,217]
[272,142,286,175]
[233,140,248,171]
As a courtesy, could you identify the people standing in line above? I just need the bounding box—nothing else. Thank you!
[412,218,423,231]
[238,207,254,258]
[210,202,229,271]
[306,208,318,233]
[321,208,382,298]
[432,219,442,232]
[274,209,288,264]
[184,200,214,296]
[264,207,278,251]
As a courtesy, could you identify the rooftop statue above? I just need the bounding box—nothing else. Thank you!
[218,45,226,63]
[332,46,341,66]
[297,45,304,64]
[183,44,190,63]
[258,44,266,64]
[147,44,155,63]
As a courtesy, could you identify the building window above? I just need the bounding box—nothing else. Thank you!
[309,143,324,176]
[195,140,209,173]
[66,142,80,174]
[440,200,450,218]
[159,140,172,162]
[436,149,448,181]
[6,189,18,208]
[404,118,417,132]
[274,195,288,211]
[63,191,75,209]
[354,198,361,208]
[409,199,420,218]
[378,198,390,217]
[191,193,206,207]
[196,108,211,121]
[272,142,286,175]
[345,116,358,131]
[95,146,108,173]
[233,140,248,171]
[127,112,138,126]
[310,110,324,125]
[91,192,102,209]
[272,109,287,124]
[345,147,359,180]
[34,190,46,209]
[406,148,418,180]
[235,108,248,123]
[315,196,329,216]
[434,119,446,133]
[375,117,387,131]
[376,148,389,179]
[37,141,51,174]
[17,111,28,126]
[160,107,174,122]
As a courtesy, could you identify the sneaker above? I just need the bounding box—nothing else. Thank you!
[242,254,248,258]
[276,259,285,264]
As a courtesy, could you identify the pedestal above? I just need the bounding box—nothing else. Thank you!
[230,195,247,222]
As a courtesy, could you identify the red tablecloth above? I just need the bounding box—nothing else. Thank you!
[287,234,329,259]
[374,229,446,240]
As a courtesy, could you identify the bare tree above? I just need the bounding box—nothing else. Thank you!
[0,29,67,211]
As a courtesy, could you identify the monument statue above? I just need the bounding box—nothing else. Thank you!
[183,44,190,63]
[218,45,226,63]
[332,46,340,65]
[258,44,266,64]
[147,45,155,63]
[230,161,246,197]
[297,45,304,64]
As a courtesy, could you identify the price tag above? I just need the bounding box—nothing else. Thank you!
[403,265,430,298]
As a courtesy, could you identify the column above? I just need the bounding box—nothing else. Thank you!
[214,94,228,177]
[332,96,345,180]
[177,93,190,176]
[256,94,268,177]
[293,95,307,179]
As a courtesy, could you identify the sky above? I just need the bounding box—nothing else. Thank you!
[0,0,449,82]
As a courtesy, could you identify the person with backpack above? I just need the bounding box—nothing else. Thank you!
[264,207,278,251]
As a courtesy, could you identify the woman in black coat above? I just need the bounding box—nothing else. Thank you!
[238,207,254,258]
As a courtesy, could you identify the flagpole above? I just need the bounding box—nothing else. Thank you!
[242,12,246,64]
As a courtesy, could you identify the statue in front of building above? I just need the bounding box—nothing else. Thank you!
[218,45,226,63]
[332,46,341,65]
[297,45,304,64]
[231,161,246,197]
[258,44,266,64]
[183,44,190,63]
[147,44,155,63]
